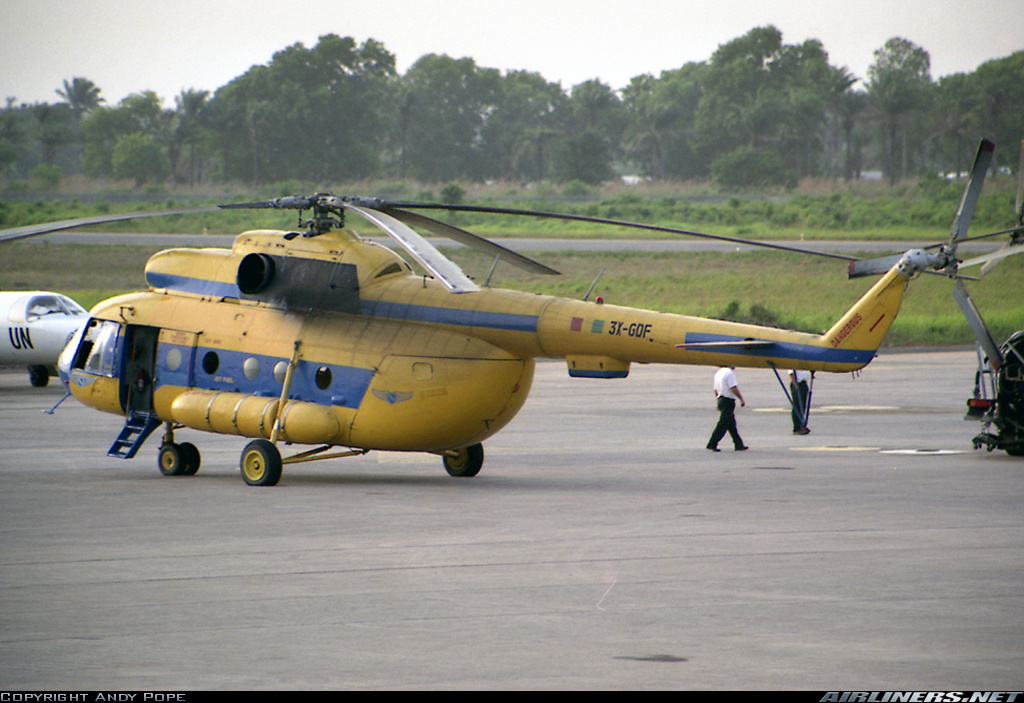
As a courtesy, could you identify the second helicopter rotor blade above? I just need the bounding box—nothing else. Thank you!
[0,205,223,244]
[384,207,560,276]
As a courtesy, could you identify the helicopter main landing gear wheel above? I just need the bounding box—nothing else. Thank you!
[240,439,282,486]
[443,443,484,477]
[158,441,201,476]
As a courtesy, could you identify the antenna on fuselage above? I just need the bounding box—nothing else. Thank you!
[484,255,501,287]
[583,268,605,302]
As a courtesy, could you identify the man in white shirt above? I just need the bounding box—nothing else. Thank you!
[707,366,748,452]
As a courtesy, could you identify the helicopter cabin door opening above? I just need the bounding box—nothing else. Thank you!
[122,325,160,416]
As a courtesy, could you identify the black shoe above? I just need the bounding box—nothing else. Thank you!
[734,445,748,451]
[794,427,810,435]
[706,446,720,452]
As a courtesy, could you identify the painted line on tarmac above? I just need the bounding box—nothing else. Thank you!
[880,449,970,455]
[754,405,900,414]
[790,446,969,455]
[790,445,881,452]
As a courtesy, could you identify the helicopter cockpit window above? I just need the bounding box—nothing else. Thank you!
[73,320,121,377]
[373,262,407,279]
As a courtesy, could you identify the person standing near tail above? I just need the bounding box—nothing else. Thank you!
[789,369,812,435]
[707,366,748,452]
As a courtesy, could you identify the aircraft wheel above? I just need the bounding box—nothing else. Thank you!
[158,443,188,476]
[240,439,282,486]
[28,365,49,387]
[179,442,201,475]
[443,443,484,478]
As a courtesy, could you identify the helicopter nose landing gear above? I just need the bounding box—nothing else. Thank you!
[158,441,201,476]
[442,443,484,477]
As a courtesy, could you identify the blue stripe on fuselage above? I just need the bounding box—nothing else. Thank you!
[147,272,240,299]
[682,332,874,366]
[146,273,538,333]
[156,343,374,409]
[360,299,538,333]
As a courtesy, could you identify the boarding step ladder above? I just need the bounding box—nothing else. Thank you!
[108,411,161,459]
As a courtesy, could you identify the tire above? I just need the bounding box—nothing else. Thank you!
[28,365,49,387]
[179,442,201,475]
[240,439,283,486]
[443,443,484,478]
[158,443,188,476]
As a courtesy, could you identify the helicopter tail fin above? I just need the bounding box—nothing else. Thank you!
[819,265,909,355]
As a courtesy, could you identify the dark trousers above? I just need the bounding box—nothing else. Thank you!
[791,380,809,431]
[708,396,743,449]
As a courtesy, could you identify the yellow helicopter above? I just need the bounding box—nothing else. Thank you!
[3,140,1016,485]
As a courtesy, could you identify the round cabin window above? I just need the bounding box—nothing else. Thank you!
[315,366,332,390]
[202,351,220,375]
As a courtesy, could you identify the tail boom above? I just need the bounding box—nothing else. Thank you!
[532,264,910,375]
[675,265,909,373]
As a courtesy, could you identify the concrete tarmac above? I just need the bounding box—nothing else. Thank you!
[0,350,1021,690]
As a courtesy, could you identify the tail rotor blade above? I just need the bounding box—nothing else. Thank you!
[948,138,995,250]
[960,242,1024,270]
[1015,139,1024,226]
[952,279,1003,369]
[847,254,904,279]
[849,139,996,279]
[980,140,1024,276]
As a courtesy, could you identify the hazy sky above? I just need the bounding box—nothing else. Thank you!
[2,0,1022,106]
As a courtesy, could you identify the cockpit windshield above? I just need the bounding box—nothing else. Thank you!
[69,319,121,377]
[18,294,87,321]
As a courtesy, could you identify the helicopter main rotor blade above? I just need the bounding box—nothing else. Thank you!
[381,201,859,264]
[952,279,1003,369]
[0,205,223,243]
[384,207,560,276]
[340,203,480,294]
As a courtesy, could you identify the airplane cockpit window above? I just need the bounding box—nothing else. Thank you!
[73,319,121,377]
[25,294,86,320]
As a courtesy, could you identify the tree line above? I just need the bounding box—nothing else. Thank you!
[2,26,1022,191]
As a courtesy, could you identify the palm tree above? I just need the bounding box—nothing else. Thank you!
[512,124,559,182]
[866,38,932,183]
[174,89,210,185]
[56,78,104,121]
[838,90,868,181]
[825,66,858,179]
